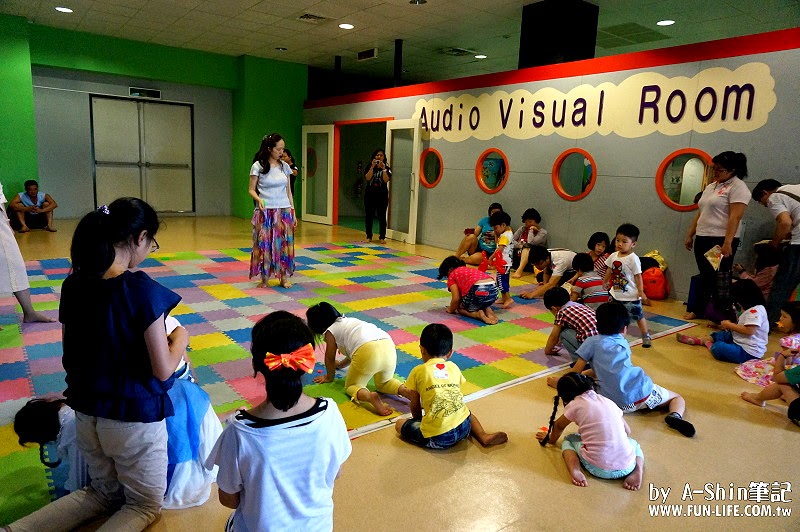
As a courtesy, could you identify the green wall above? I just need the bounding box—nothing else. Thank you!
[0,16,38,197]
[0,14,308,218]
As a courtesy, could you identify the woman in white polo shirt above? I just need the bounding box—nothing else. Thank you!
[684,151,751,320]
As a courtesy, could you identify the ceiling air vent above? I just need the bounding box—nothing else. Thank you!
[357,48,378,61]
[440,47,478,57]
[297,13,329,24]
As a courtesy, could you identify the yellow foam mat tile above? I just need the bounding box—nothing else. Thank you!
[347,292,431,312]
[489,356,546,378]
[201,284,250,300]
[322,278,356,287]
[338,400,394,430]
[489,331,549,355]
[461,380,483,397]
[395,342,422,358]
[169,303,195,316]
[190,332,234,350]
[0,424,22,458]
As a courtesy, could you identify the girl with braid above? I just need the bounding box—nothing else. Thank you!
[536,373,644,490]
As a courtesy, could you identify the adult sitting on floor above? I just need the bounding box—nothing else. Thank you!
[453,202,504,265]
[8,180,58,232]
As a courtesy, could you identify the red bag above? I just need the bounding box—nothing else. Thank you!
[642,267,669,300]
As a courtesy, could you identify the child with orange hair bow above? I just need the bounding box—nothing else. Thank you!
[205,311,351,531]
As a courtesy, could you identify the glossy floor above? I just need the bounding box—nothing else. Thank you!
[14,218,798,531]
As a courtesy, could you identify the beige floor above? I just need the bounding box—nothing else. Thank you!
[14,218,799,531]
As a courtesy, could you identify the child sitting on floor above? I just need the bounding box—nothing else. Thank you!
[587,231,611,278]
[543,287,598,362]
[396,324,507,449]
[733,242,779,301]
[537,373,644,490]
[438,256,499,325]
[307,301,413,416]
[570,252,610,309]
[677,279,769,363]
[488,210,514,308]
[741,301,800,425]
[205,311,351,531]
[547,302,696,437]
[511,208,548,278]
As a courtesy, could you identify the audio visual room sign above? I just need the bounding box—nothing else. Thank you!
[412,62,776,141]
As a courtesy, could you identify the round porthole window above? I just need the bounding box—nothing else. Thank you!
[420,148,443,188]
[475,148,509,194]
[655,148,712,211]
[552,148,596,201]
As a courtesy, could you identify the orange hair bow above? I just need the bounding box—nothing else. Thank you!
[264,343,316,373]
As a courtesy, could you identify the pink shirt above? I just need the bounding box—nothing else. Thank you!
[447,266,493,296]
[563,390,635,471]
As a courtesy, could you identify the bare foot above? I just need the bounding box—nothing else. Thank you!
[378,239,386,244]
[18,226,30,233]
[478,309,498,325]
[500,298,513,309]
[257,280,268,288]
[546,375,559,388]
[623,463,643,491]
[511,271,524,279]
[741,391,765,407]
[683,312,697,320]
[45,226,57,232]
[519,291,535,299]
[477,431,508,446]
[23,311,56,323]
[364,238,373,243]
[367,391,392,416]
[279,277,293,289]
[569,467,588,487]
[676,333,704,346]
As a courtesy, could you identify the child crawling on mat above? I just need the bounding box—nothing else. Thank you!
[438,256,499,325]
[396,323,507,449]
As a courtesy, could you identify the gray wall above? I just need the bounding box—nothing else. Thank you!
[305,49,800,300]
[32,67,232,219]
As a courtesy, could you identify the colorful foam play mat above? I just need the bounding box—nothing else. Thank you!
[0,243,693,522]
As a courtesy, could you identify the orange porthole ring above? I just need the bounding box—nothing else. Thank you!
[475,148,509,194]
[420,148,443,188]
[655,148,711,212]
[552,148,596,202]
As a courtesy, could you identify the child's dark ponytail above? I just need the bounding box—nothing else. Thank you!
[14,399,65,467]
[251,311,316,411]
[71,198,159,278]
[539,373,598,446]
[539,394,560,447]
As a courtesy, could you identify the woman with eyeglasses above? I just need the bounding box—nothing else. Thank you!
[684,151,751,321]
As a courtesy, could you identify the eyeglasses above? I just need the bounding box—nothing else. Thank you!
[150,238,159,253]
[711,165,732,174]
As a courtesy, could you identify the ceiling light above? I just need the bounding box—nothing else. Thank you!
[55,6,73,13]
[656,20,675,26]
[339,23,354,30]
[410,0,428,4]
[475,54,487,59]
[275,47,287,52]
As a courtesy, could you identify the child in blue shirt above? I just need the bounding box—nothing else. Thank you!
[547,302,696,437]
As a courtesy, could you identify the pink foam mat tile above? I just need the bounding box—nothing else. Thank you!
[0,347,26,364]
[42,267,71,275]
[457,344,514,364]
[28,356,65,376]
[210,358,255,381]
[197,309,241,321]
[22,328,62,346]
[520,348,571,367]
[226,376,265,406]
[387,329,420,345]
[0,378,33,402]
[508,317,553,330]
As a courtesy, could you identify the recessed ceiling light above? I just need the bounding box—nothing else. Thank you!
[410,0,427,5]
[55,6,73,13]
[475,54,487,59]
[339,23,354,30]
[657,19,675,26]
[275,47,287,52]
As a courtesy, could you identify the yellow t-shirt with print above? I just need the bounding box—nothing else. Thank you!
[405,358,470,438]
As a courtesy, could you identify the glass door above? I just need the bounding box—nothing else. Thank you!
[385,119,421,244]
[301,125,334,225]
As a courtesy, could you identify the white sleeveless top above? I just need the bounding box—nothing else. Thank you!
[327,317,391,358]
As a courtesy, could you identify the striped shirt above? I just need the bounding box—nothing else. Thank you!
[572,272,610,309]
[555,301,599,343]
